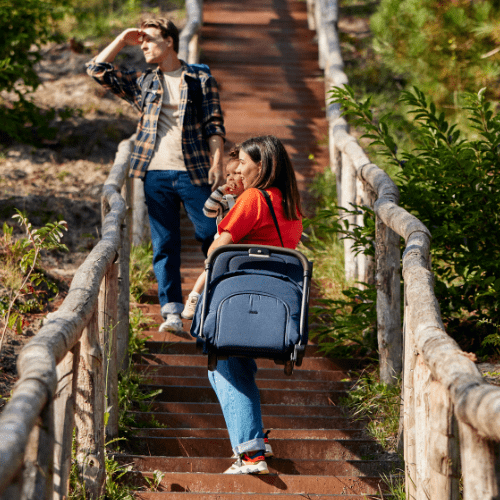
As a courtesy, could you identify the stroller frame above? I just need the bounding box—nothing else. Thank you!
[194,244,313,375]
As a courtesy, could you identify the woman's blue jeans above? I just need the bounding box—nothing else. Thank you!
[208,357,265,456]
[143,170,216,315]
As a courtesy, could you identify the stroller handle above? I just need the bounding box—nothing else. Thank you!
[205,244,313,275]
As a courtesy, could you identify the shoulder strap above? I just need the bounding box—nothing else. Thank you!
[259,189,284,248]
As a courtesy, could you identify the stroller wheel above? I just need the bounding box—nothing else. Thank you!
[208,351,218,371]
[284,360,294,376]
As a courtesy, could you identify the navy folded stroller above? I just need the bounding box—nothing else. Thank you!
[190,244,313,375]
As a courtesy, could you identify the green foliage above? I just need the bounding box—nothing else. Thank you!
[69,437,135,500]
[341,369,401,450]
[0,0,69,143]
[129,242,155,303]
[0,210,67,352]
[329,85,500,355]
[118,308,162,436]
[302,169,378,359]
[370,0,500,106]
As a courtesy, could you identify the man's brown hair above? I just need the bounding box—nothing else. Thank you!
[140,18,179,53]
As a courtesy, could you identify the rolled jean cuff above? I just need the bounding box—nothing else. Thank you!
[233,438,265,457]
[161,302,184,317]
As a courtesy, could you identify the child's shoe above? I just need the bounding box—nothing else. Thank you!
[181,293,200,320]
[224,450,269,475]
[159,314,183,333]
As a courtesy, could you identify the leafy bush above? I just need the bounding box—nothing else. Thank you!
[370,0,500,106]
[0,0,69,143]
[0,210,67,352]
[302,171,378,359]
[329,85,500,355]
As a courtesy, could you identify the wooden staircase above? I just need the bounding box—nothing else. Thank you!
[116,0,394,496]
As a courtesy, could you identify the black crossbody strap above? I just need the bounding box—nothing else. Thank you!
[259,189,284,248]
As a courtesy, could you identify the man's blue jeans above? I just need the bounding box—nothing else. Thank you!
[208,357,266,456]
[143,170,216,316]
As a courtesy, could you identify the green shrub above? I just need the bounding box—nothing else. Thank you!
[330,85,500,355]
[370,0,500,106]
[0,0,68,143]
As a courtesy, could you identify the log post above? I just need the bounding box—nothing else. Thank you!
[75,309,105,498]
[341,151,357,282]
[53,343,80,500]
[403,285,417,500]
[306,0,316,30]
[459,422,500,500]
[414,354,432,499]
[428,380,459,500]
[355,176,375,286]
[21,399,54,499]
[117,179,132,371]
[132,178,150,245]
[375,214,402,383]
[99,262,119,438]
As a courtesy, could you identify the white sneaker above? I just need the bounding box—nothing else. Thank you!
[224,452,269,475]
[181,293,200,320]
[159,314,183,333]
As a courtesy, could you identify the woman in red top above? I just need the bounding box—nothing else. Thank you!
[206,135,303,475]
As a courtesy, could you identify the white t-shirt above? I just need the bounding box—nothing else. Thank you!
[148,67,186,171]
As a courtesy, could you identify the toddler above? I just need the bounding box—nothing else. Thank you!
[181,148,245,319]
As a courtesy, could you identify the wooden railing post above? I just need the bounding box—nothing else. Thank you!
[403,283,417,500]
[21,399,55,500]
[428,381,459,499]
[459,422,500,499]
[355,177,375,286]
[341,151,357,282]
[375,215,401,383]
[414,354,432,499]
[132,177,150,245]
[117,178,132,371]
[99,262,119,438]
[53,343,80,500]
[75,309,105,498]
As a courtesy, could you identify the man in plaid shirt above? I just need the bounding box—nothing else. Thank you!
[87,18,225,333]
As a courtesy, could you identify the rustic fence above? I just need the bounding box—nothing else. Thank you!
[0,4,202,497]
[310,0,500,498]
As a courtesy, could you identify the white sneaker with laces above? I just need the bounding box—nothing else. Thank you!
[159,314,183,333]
[181,293,200,320]
[224,453,269,475]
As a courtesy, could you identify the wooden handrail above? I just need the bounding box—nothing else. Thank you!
[311,0,500,497]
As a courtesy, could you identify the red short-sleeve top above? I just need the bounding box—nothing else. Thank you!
[217,187,302,249]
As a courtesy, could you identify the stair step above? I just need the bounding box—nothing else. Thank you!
[138,353,358,372]
[116,454,394,476]
[141,375,351,391]
[139,385,348,406]
[132,412,366,430]
[130,471,382,495]
[135,494,374,500]
[126,437,382,460]
[135,365,351,382]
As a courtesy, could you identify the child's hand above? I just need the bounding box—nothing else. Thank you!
[219,184,228,194]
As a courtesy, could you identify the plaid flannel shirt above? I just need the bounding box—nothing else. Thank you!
[86,59,225,185]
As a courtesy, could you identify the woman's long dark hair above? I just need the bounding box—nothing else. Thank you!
[240,135,302,220]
